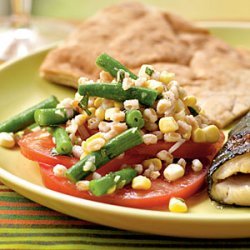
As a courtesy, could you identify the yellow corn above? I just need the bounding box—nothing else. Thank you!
[192,125,220,143]
[174,110,186,121]
[107,185,117,194]
[94,97,104,108]
[105,107,120,121]
[169,197,188,213]
[114,101,123,109]
[183,96,197,107]
[159,71,175,84]
[203,125,220,143]
[159,117,179,133]
[83,132,106,153]
[147,80,164,94]
[132,175,151,190]
[142,158,162,171]
[175,99,185,112]
[88,107,96,117]
[0,132,15,148]
[95,107,105,121]
[191,128,206,143]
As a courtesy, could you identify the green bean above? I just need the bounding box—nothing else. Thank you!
[89,168,137,196]
[53,127,73,155]
[78,83,158,107]
[0,96,59,133]
[96,53,138,80]
[125,110,144,129]
[34,108,75,126]
[66,128,143,182]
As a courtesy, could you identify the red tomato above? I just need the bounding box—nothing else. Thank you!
[19,130,224,169]
[18,130,223,209]
[18,130,78,168]
[39,159,209,209]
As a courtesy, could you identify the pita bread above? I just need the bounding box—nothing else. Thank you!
[40,1,250,128]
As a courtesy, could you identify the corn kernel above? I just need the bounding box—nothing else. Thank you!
[72,145,83,158]
[147,80,164,93]
[98,121,111,132]
[112,122,128,134]
[142,134,158,145]
[149,170,161,180]
[138,64,154,79]
[159,117,179,133]
[107,185,117,194]
[203,125,220,143]
[87,117,100,129]
[192,159,203,172]
[184,96,197,107]
[177,158,187,168]
[88,107,96,117]
[0,132,15,148]
[156,150,173,164]
[143,158,162,171]
[164,132,182,142]
[86,138,105,152]
[174,110,186,121]
[159,71,175,84]
[84,133,105,151]
[163,164,185,182]
[144,121,158,132]
[53,164,67,177]
[92,172,102,180]
[94,97,104,108]
[134,164,143,174]
[192,128,206,143]
[95,107,105,121]
[114,101,123,109]
[124,99,139,111]
[156,99,172,115]
[175,99,185,112]
[132,175,151,190]
[152,131,163,140]
[76,180,90,191]
[143,108,158,123]
[169,197,188,213]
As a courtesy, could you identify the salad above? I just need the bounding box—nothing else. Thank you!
[0,54,224,212]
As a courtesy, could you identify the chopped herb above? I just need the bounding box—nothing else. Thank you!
[78,95,92,116]
[117,69,125,83]
[145,67,154,76]
[188,106,199,116]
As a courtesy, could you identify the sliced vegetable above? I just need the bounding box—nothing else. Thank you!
[145,67,154,76]
[78,83,158,107]
[96,53,138,80]
[39,159,210,208]
[34,108,75,126]
[65,128,143,182]
[125,110,144,129]
[0,96,58,133]
[78,95,91,116]
[89,168,137,196]
[53,127,73,155]
[18,130,224,169]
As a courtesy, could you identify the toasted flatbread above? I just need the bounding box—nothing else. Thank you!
[40,1,250,128]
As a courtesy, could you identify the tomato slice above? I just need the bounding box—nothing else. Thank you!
[18,130,223,209]
[39,159,209,209]
[19,130,224,168]
[18,130,78,168]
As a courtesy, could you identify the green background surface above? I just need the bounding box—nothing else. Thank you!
[31,0,250,21]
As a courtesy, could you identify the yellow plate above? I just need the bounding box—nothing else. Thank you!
[0,22,250,239]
